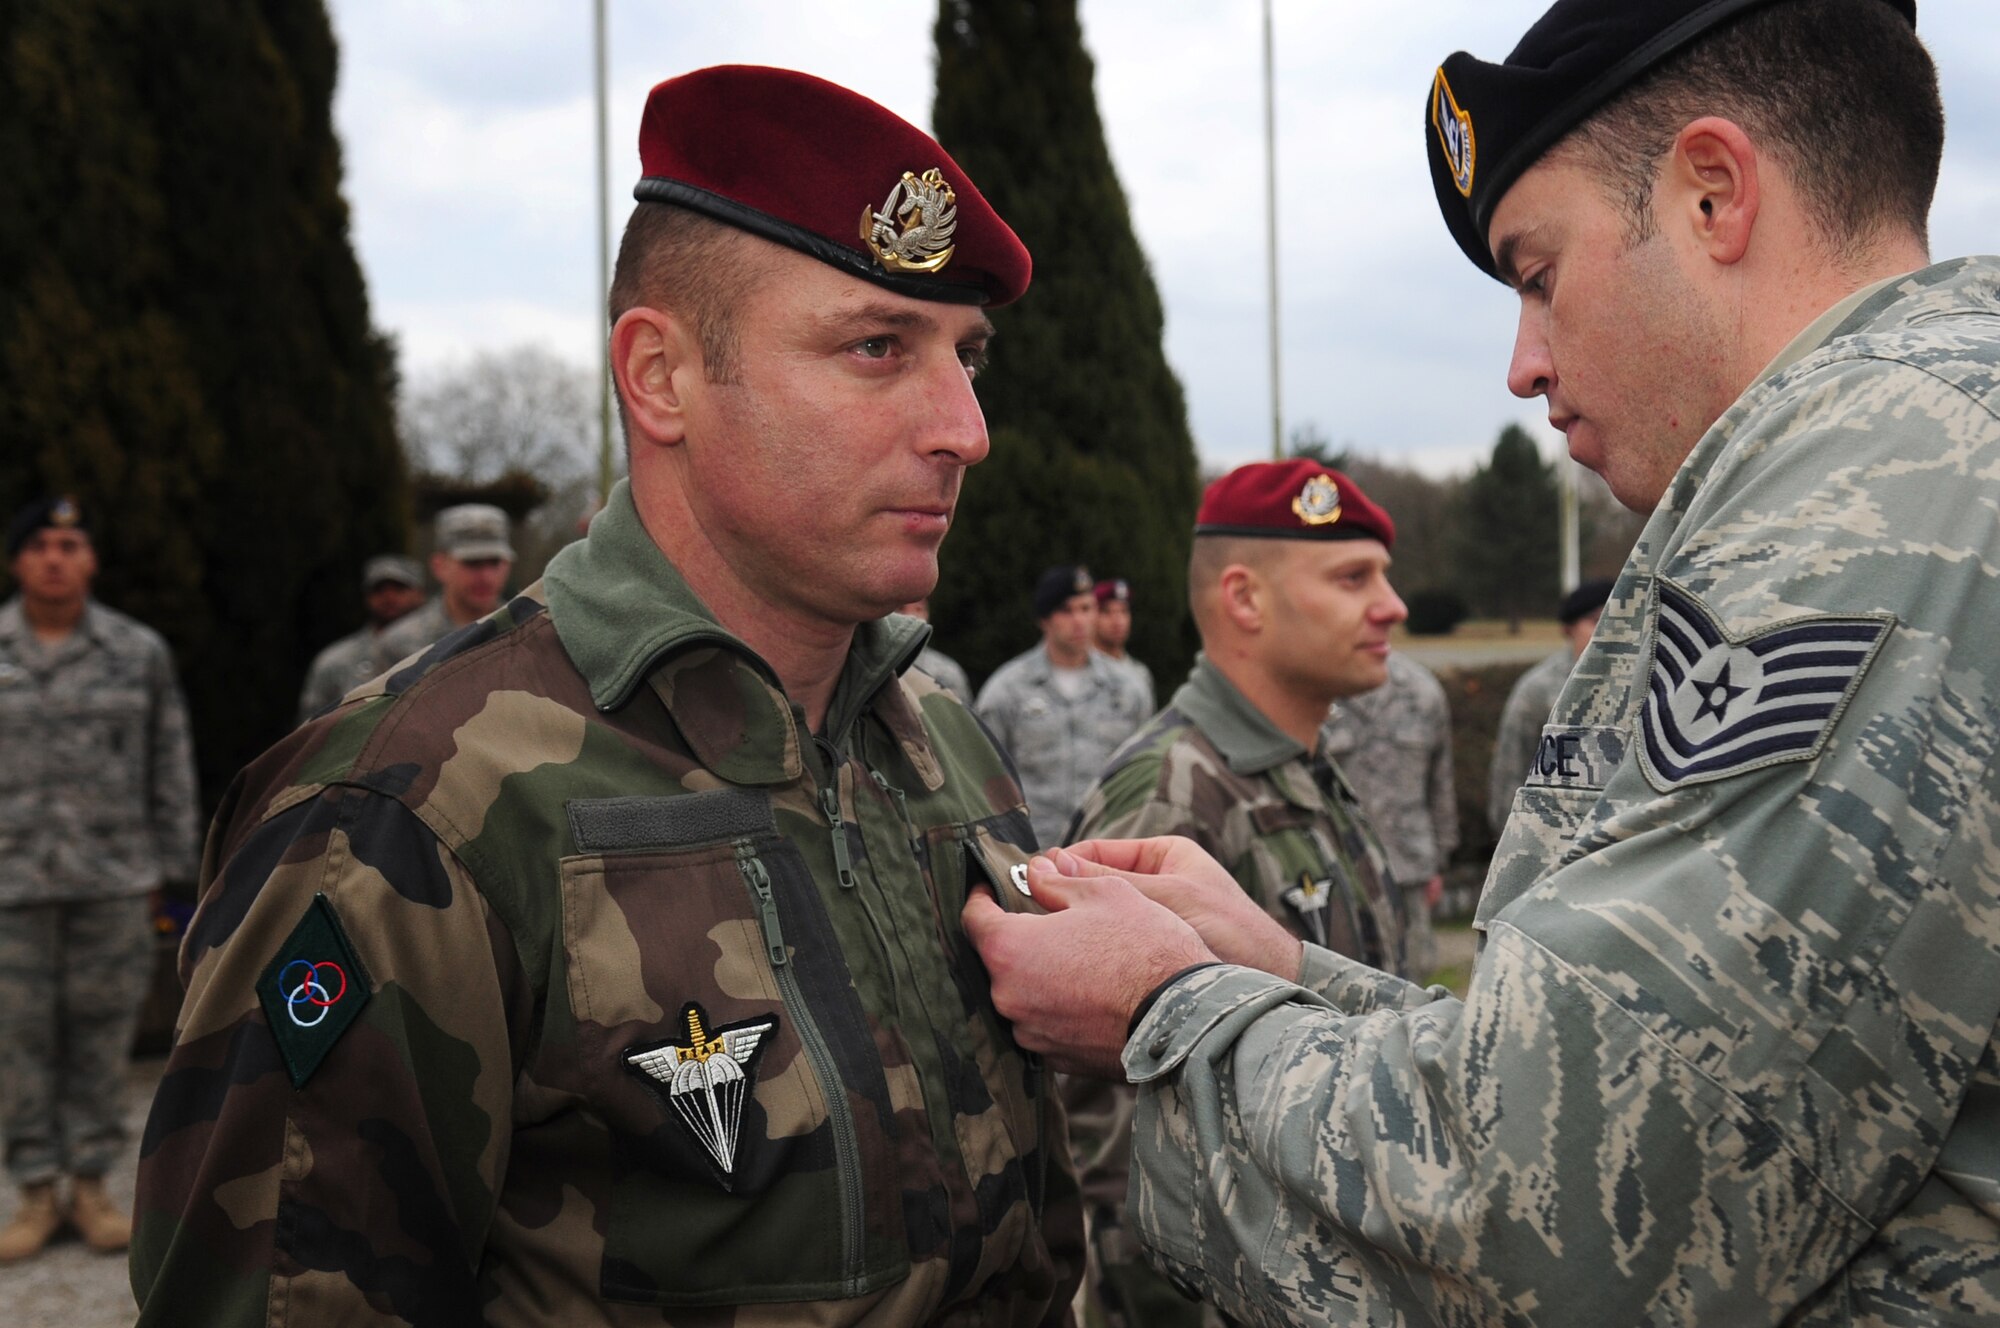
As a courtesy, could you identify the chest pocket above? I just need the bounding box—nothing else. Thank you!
[557,790,909,1306]
[1478,722,1627,935]
[1245,803,1392,970]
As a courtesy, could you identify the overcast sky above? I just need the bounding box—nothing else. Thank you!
[325,0,1999,479]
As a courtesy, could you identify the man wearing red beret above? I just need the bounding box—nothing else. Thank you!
[1090,579,1154,715]
[1056,458,1409,1328]
[135,66,1080,1326]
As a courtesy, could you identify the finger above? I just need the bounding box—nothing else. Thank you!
[1063,838,1162,874]
[960,885,1013,949]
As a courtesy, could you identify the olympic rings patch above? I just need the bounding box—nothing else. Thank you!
[278,959,349,1028]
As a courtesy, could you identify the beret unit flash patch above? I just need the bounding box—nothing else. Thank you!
[1431,68,1475,198]
[1640,579,1893,791]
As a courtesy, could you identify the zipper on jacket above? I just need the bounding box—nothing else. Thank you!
[868,768,917,847]
[819,784,858,890]
[736,845,866,1290]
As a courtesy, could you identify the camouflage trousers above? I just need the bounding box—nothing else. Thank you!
[0,895,153,1184]
[1401,881,1437,980]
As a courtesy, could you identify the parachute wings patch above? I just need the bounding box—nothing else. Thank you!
[626,1003,777,1184]
[1639,578,1892,791]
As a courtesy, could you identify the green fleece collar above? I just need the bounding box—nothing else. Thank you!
[1169,654,1306,776]
[542,481,931,784]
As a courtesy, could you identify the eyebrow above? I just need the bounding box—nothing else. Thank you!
[1491,223,1553,290]
[812,304,995,342]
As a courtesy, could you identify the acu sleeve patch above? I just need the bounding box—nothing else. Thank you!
[257,893,374,1089]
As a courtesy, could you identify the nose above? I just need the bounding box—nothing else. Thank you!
[1506,303,1553,401]
[926,358,990,467]
[1374,584,1409,626]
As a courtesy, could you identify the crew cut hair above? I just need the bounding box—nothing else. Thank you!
[1561,0,1943,260]
[606,202,759,385]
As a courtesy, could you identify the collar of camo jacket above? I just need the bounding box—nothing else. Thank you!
[542,480,932,783]
[1169,652,1311,776]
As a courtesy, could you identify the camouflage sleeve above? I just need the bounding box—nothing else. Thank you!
[147,636,200,882]
[1486,668,1543,835]
[133,784,519,1326]
[1424,695,1457,867]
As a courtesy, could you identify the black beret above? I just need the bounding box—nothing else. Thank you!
[6,495,88,559]
[1427,0,1917,280]
[1033,565,1094,619]
[1558,577,1615,625]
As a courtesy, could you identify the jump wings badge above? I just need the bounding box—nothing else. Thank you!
[861,167,958,274]
[625,1003,777,1179]
[1640,578,1892,791]
[1281,873,1331,947]
[1292,475,1343,526]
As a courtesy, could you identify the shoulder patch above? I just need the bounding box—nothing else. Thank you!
[1639,578,1893,791]
[258,893,374,1089]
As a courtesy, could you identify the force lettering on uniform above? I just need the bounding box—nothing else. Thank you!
[1522,724,1627,790]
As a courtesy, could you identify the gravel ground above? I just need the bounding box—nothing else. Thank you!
[0,1056,162,1328]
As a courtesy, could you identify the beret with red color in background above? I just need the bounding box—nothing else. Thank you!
[1195,459,1395,549]
[635,65,1031,307]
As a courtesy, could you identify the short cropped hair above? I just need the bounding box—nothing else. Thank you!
[606,202,759,384]
[1561,0,1943,259]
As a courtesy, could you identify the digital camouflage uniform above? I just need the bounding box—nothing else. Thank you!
[1123,259,2000,1325]
[915,644,973,705]
[1487,646,1573,834]
[975,648,1149,849]
[296,626,388,725]
[1103,654,1155,718]
[1321,650,1458,977]
[133,483,1083,1326]
[371,595,458,675]
[1061,653,1405,1328]
[0,599,197,1184]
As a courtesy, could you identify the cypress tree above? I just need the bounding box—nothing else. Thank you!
[1453,424,1560,631]
[0,1,406,822]
[931,0,1201,688]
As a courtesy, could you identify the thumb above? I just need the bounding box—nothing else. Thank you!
[1024,848,1135,909]
[960,883,1011,949]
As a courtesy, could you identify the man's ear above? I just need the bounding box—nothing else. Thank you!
[1218,563,1265,633]
[1663,115,1760,266]
[611,306,701,449]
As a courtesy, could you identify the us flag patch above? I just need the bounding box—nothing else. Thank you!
[1639,579,1893,791]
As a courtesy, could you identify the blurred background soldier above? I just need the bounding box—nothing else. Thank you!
[1486,577,1612,833]
[1060,459,1408,1327]
[371,502,516,669]
[294,554,425,723]
[1322,648,1457,977]
[0,497,196,1261]
[896,596,973,702]
[1091,577,1154,714]
[978,564,1149,847]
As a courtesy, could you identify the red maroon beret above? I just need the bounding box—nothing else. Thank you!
[1195,459,1395,549]
[1093,578,1132,605]
[635,65,1031,307]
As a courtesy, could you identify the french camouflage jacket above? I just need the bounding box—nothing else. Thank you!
[1069,653,1402,972]
[133,483,1082,1326]
[1124,259,2000,1325]
[0,599,198,905]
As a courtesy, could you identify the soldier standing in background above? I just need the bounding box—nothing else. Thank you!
[294,555,426,723]
[0,497,196,1261]
[968,1,2000,1321]
[896,596,974,702]
[1322,648,1457,977]
[977,565,1149,847]
[133,66,1080,1324]
[1059,459,1407,1328]
[1486,577,1612,833]
[1090,577,1154,714]
[370,502,515,669]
